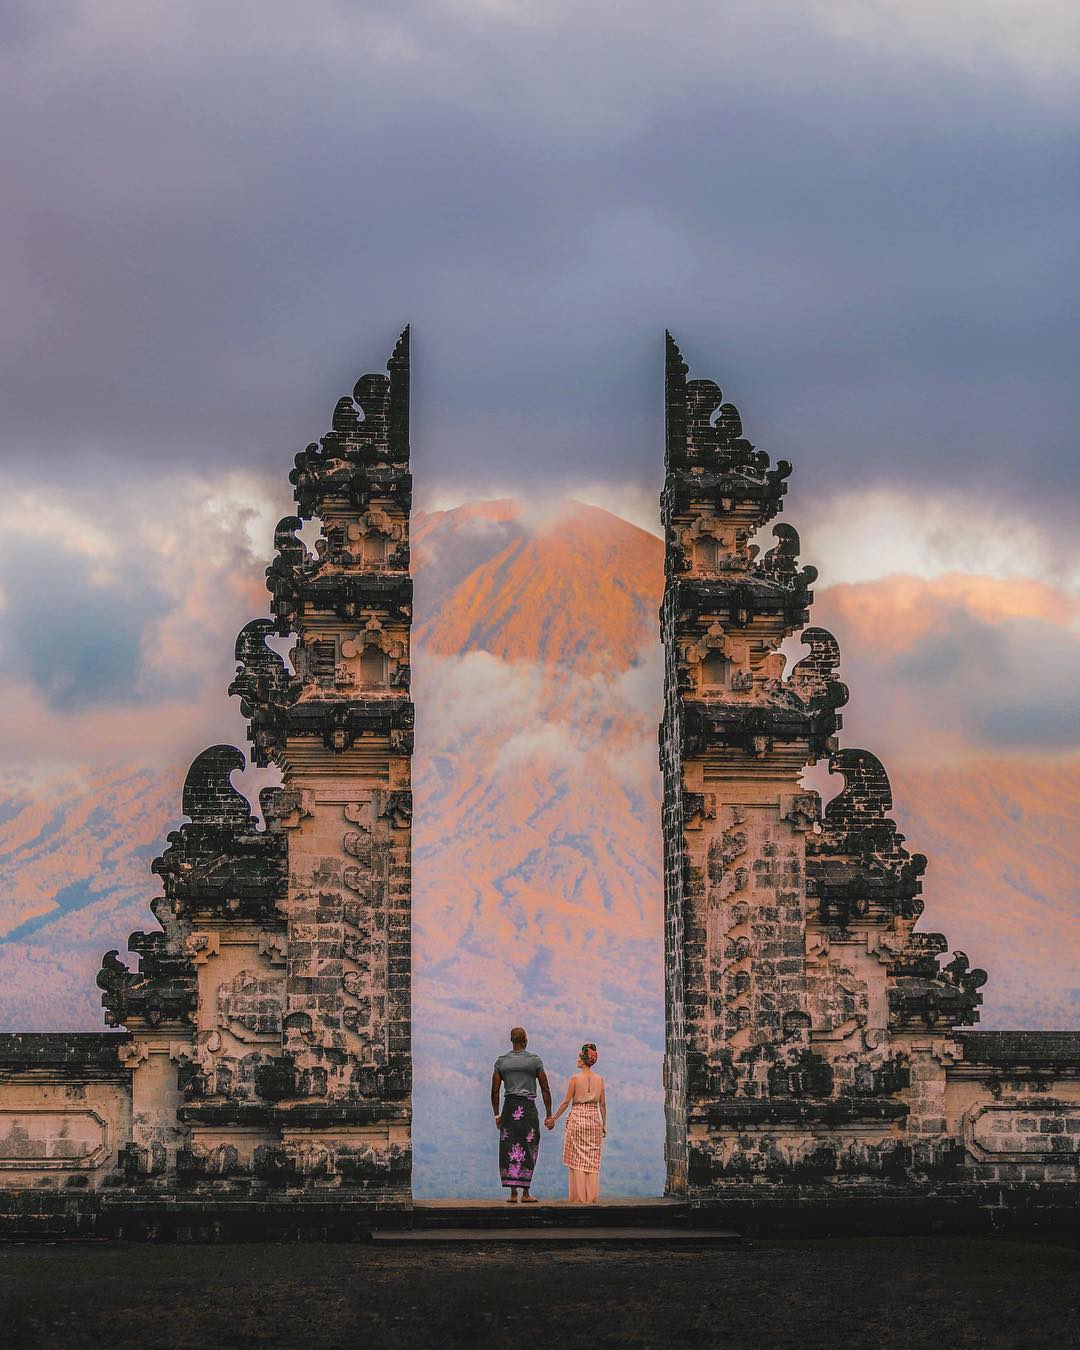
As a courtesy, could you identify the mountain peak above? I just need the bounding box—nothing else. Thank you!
[414,496,663,672]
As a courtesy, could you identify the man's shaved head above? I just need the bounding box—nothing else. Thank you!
[510,1026,527,1047]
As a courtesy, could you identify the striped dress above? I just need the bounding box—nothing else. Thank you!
[562,1100,604,1173]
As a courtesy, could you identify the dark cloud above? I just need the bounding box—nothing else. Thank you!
[814,589,1080,760]
[0,1,1076,517]
[0,542,165,710]
[977,695,1080,748]
[0,472,273,744]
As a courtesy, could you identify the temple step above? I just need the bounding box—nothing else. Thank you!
[410,1198,725,1231]
[374,1224,740,1245]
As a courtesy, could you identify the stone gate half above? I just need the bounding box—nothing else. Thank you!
[0,332,415,1235]
[660,333,1079,1223]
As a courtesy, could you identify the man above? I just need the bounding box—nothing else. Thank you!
[491,1026,553,1203]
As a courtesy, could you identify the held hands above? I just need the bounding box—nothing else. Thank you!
[544,1116,555,1130]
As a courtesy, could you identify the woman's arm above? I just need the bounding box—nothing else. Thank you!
[599,1081,607,1134]
[551,1076,576,1123]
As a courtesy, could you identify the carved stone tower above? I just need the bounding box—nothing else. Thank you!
[658,335,1046,1210]
[258,325,414,1195]
[660,331,840,1193]
[89,331,414,1214]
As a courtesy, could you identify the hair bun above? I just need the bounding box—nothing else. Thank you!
[580,1042,598,1067]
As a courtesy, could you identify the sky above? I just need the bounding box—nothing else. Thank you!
[1,1,1078,515]
[1,2,1077,1193]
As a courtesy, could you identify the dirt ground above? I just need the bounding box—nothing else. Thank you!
[1,1236,1078,1349]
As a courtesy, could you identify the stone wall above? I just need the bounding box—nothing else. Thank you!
[949,1033,1080,1192]
[0,1035,131,1237]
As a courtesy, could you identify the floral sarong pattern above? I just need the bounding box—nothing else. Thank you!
[499,1097,540,1187]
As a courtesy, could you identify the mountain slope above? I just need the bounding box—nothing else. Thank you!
[0,497,1076,1197]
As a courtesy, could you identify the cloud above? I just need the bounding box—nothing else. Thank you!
[0,0,1074,531]
[0,470,282,772]
[569,482,663,539]
[810,0,1080,93]
[611,643,664,723]
[415,642,659,771]
[493,724,584,773]
[414,649,542,746]
[813,572,1080,761]
[796,487,1080,593]
[0,542,163,711]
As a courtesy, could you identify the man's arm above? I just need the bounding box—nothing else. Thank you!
[491,1071,502,1125]
[537,1068,553,1123]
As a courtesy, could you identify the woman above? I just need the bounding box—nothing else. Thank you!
[549,1042,606,1203]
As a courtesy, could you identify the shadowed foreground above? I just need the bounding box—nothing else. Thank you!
[2,1237,1078,1349]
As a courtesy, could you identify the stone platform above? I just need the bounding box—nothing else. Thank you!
[3,1184,1077,1242]
[415,1197,689,1224]
[374,1227,739,1244]
[378,1197,739,1245]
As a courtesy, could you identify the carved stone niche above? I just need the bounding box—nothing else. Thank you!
[0,1109,111,1170]
[339,619,407,691]
[295,635,339,684]
[681,516,745,573]
[216,970,284,1043]
[344,509,404,568]
[340,639,387,689]
[685,622,753,694]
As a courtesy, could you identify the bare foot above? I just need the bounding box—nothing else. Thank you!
[521,1195,538,1204]
[506,1194,518,1203]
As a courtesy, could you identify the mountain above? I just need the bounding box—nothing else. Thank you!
[887,763,1079,1030]
[0,498,1076,1198]
[0,766,182,1029]
[415,499,662,672]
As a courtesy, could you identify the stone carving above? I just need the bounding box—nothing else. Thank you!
[230,619,298,765]
[148,745,287,929]
[788,627,849,720]
[265,516,310,634]
[216,971,284,1042]
[87,332,413,1200]
[97,933,196,1029]
[0,1110,109,1169]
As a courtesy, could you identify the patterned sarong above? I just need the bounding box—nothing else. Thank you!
[563,1101,603,1173]
[499,1096,540,1187]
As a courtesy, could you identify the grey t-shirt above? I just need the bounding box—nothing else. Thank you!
[495,1050,544,1098]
